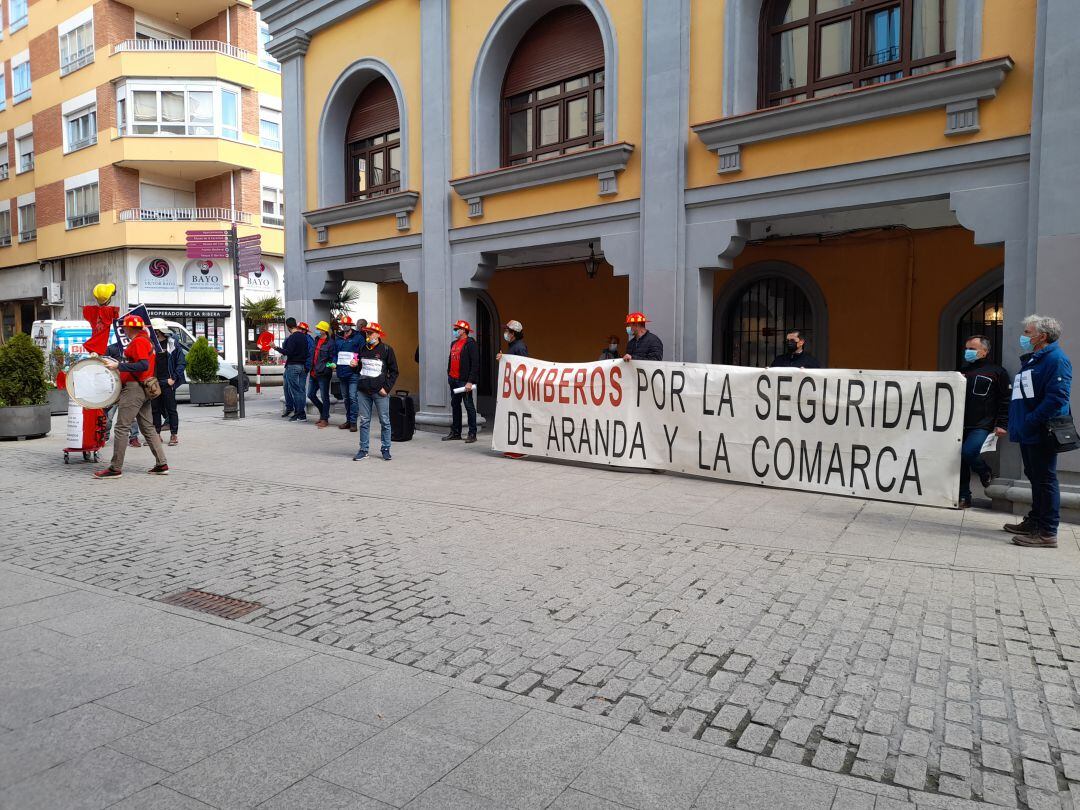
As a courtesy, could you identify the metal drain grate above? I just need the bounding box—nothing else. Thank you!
[158,589,263,620]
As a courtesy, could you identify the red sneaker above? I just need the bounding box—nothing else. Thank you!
[93,468,123,479]
[128,437,142,448]
[148,464,170,475]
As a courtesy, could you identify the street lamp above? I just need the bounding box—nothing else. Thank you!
[584,242,599,280]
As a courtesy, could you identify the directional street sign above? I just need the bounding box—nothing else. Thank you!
[186,229,228,239]
[187,247,230,259]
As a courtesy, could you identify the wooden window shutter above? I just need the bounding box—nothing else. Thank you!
[347,77,399,143]
[502,5,604,97]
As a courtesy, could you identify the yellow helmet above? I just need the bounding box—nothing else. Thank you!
[92,283,116,304]
[315,320,331,333]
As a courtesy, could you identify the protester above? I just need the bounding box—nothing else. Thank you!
[443,319,480,444]
[307,320,337,429]
[770,329,820,369]
[956,335,1009,508]
[352,323,399,461]
[334,315,364,432]
[599,335,621,360]
[105,339,142,448]
[94,315,168,478]
[623,313,663,361]
[1006,315,1073,548]
[150,319,186,446]
[275,317,310,421]
[496,320,528,361]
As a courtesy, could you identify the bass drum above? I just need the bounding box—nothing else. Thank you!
[66,356,122,409]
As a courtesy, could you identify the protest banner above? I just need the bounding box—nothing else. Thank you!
[492,357,965,508]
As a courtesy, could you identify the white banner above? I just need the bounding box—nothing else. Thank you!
[492,357,965,508]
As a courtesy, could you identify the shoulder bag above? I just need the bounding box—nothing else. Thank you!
[1047,414,1078,453]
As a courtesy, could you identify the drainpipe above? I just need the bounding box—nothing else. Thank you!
[225,5,231,46]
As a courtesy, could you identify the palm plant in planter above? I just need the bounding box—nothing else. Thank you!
[47,347,70,415]
[185,336,226,406]
[0,333,52,439]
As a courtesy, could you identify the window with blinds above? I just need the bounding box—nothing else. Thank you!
[346,78,401,201]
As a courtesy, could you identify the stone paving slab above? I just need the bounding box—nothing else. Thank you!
[1,396,1078,807]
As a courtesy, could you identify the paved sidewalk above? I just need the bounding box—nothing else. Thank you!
[2,564,934,809]
[1,394,1078,808]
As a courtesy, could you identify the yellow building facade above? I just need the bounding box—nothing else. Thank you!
[0,0,285,362]
[259,0,1079,501]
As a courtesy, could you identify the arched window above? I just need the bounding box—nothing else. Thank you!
[760,0,957,107]
[955,284,1003,367]
[501,5,605,166]
[346,77,401,201]
[724,276,814,366]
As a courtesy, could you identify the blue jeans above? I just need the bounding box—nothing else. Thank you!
[284,365,306,416]
[307,374,331,421]
[959,428,992,499]
[357,390,391,453]
[449,377,477,436]
[1021,441,1060,535]
[339,374,359,424]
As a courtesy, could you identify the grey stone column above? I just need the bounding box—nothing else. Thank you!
[415,0,454,424]
[639,0,690,359]
[684,219,748,363]
[267,29,312,323]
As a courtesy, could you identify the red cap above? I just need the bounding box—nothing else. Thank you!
[122,315,146,329]
[453,320,471,332]
[625,312,649,325]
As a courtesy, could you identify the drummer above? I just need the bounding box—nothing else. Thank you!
[94,315,169,479]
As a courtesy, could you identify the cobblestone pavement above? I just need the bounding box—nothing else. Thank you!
[3,396,1080,808]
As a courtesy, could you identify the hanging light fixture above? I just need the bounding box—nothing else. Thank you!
[583,242,599,280]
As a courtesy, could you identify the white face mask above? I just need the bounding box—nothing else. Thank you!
[503,331,513,342]
[609,342,618,351]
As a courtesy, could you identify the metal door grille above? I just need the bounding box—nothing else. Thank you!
[955,285,1004,367]
[723,277,813,367]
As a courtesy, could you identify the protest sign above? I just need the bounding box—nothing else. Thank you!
[492,357,965,508]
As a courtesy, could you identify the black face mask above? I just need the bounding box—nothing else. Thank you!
[785,339,799,353]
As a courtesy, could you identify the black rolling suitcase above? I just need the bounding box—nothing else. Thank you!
[389,389,415,441]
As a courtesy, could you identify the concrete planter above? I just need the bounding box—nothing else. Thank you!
[189,382,227,406]
[0,404,52,439]
[48,388,69,415]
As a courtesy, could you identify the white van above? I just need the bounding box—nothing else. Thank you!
[31,319,247,399]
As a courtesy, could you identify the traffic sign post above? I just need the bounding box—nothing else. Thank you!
[229,225,246,418]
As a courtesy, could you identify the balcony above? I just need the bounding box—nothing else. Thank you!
[67,213,100,229]
[114,137,265,181]
[18,154,34,174]
[119,207,252,224]
[60,47,95,77]
[114,39,253,63]
[116,0,248,26]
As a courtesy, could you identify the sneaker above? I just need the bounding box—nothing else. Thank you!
[288,415,301,422]
[93,467,122,479]
[349,423,358,433]
[168,434,178,446]
[978,469,994,488]
[441,432,462,442]
[958,496,972,509]
[316,420,329,429]
[382,448,392,461]
[1003,518,1037,535]
[1012,531,1058,549]
[281,411,292,418]
[148,463,170,475]
[353,450,368,461]
[295,415,308,422]
[464,434,477,444]
[128,436,142,448]
[339,422,351,430]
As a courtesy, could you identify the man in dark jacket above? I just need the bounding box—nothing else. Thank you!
[623,312,663,361]
[150,320,187,446]
[496,319,528,360]
[275,317,309,420]
[444,319,480,443]
[307,320,337,428]
[770,329,820,369]
[351,322,399,461]
[334,316,364,432]
[1006,315,1073,547]
[957,334,1010,508]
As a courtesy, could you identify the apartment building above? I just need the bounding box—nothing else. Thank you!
[0,0,284,363]
[256,0,1078,512]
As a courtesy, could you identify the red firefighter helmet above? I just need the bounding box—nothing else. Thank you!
[122,314,146,329]
[452,320,471,332]
[338,315,354,327]
[298,322,310,332]
[363,322,386,337]
[625,312,649,325]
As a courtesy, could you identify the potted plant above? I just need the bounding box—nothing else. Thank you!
[47,347,70,415]
[186,336,226,406]
[0,333,52,439]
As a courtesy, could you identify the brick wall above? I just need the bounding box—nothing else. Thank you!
[233,5,258,53]
[3,62,11,100]
[29,29,58,81]
[32,105,61,156]
[36,179,64,228]
[195,173,230,209]
[99,165,139,211]
[236,169,259,214]
[241,89,258,138]
[5,130,13,167]
[96,83,115,132]
[191,11,226,42]
[93,0,135,50]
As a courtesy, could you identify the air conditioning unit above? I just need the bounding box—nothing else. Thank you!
[43,282,63,305]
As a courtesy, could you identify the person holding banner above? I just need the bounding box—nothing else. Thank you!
[623,312,663,361]
[443,319,480,444]
[770,330,820,369]
[94,315,168,479]
[335,316,364,432]
[1007,315,1073,548]
[957,335,1009,508]
[352,323,398,461]
[307,321,337,429]
[496,320,528,361]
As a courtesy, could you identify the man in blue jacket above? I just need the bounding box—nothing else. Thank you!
[334,316,365,432]
[1006,314,1072,548]
[275,317,310,421]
